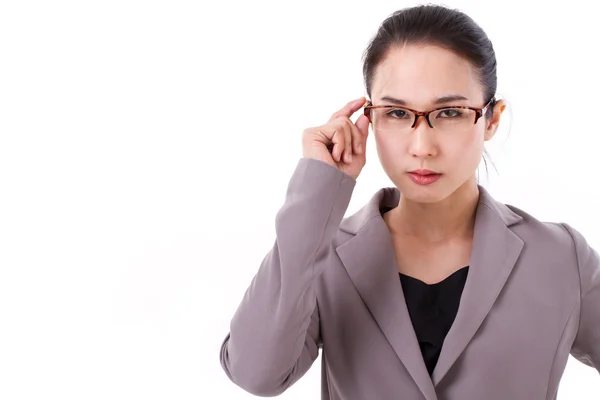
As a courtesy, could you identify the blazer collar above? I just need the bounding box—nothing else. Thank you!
[335,185,524,399]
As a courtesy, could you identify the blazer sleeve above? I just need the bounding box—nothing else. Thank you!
[220,158,356,396]
[562,223,600,372]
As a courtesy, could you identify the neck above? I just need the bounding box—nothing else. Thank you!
[386,178,480,243]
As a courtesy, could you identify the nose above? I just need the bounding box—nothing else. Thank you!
[408,116,437,158]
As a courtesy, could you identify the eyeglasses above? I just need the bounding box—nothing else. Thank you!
[363,99,494,133]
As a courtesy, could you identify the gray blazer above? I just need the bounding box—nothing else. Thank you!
[220,158,600,399]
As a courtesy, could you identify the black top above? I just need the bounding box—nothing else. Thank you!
[399,266,469,376]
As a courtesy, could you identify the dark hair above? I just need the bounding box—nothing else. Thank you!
[362,4,500,176]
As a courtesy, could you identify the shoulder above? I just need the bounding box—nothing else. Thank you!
[503,202,586,249]
[500,202,598,294]
[503,203,572,243]
[555,221,599,296]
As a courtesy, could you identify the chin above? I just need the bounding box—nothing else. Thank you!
[396,178,454,204]
[402,190,447,204]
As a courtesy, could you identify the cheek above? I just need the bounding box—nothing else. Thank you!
[375,129,484,156]
[374,130,408,151]
[374,131,407,166]
[442,129,486,172]
[446,130,484,155]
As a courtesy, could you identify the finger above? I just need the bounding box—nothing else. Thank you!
[329,97,367,123]
[340,120,353,164]
[346,118,364,155]
[327,124,345,162]
[355,114,370,137]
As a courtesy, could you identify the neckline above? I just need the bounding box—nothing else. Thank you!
[399,265,470,286]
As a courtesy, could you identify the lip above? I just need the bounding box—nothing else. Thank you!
[407,170,442,185]
[408,169,440,175]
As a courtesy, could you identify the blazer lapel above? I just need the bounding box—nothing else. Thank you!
[431,186,524,386]
[336,185,524,395]
[336,188,438,400]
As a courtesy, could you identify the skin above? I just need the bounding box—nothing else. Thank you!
[369,44,507,282]
[301,42,508,283]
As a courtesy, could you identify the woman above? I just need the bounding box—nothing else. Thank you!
[219,5,600,399]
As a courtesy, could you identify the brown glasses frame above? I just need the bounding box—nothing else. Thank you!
[363,98,494,129]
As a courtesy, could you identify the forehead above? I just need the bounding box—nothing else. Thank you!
[371,44,484,106]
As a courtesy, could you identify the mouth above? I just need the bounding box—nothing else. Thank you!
[407,170,442,185]
[408,169,441,176]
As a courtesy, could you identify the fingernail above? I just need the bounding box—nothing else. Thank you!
[346,153,352,163]
[357,144,363,154]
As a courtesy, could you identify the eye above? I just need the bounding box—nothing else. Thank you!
[438,108,463,118]
[386,108,410,119]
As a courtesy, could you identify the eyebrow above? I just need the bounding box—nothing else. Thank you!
[379,94,469,106]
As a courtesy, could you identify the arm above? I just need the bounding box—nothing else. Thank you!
[220,158,356,396]
[562,223,600,371]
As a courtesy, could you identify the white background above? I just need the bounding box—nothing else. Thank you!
[1,0,599,398]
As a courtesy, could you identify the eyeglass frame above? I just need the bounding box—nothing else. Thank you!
[363,98,495,130]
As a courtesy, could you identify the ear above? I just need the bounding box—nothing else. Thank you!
[484,100,507,141]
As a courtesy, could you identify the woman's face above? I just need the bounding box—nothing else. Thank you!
[370,44,505,203]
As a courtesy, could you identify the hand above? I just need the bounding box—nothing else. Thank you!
[301,97,370,180]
